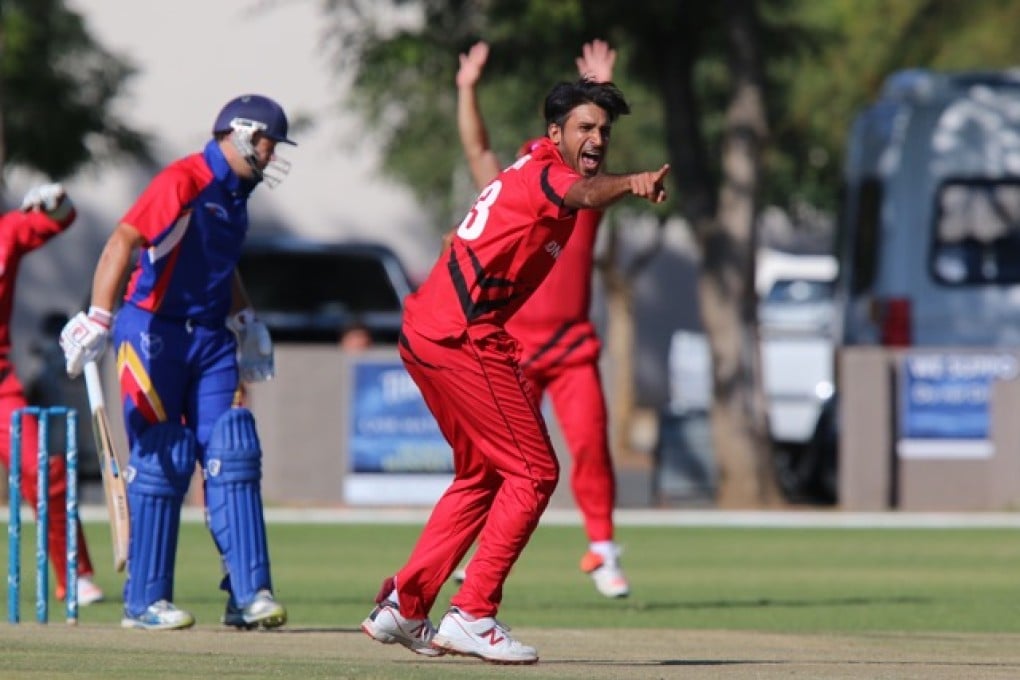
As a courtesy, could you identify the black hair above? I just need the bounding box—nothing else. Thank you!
[543,78,630,128]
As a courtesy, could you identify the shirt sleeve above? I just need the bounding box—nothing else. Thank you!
[531,160,582,221]
[6,208,73,253]
[120,166,197,246]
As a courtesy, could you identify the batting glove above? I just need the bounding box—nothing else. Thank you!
[21,183,74,221]
[60,307,113,378]
[227,308,275,383]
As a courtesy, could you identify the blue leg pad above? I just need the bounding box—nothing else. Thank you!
[204,408,271,607]
[123,423,196,617]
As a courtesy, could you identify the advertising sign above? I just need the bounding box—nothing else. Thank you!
[898,352,1018,458]
[343,359,453,504]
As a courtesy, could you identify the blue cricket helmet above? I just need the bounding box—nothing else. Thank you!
[212,94,296,146]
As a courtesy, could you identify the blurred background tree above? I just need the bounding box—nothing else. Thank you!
[0,0,151,193]
[320,0,1020,507]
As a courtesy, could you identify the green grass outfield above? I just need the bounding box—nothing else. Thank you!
[3,513,1020,679]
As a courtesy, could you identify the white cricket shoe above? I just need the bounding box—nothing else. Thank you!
[56,575,105,605]
[121,600,196,630]
[222,589,287,629]
[77,576,105,606]
[431,607,538,665]
[580,548,630,599]
[361,600,443,657]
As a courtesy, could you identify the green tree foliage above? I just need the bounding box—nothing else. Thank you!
[773,0,1020,210]
[323,0,1020,222]
[321,0,674,227]
[321,0,822,223]
[1,0,151,182]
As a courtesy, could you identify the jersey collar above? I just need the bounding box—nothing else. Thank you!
[203,139,259,198]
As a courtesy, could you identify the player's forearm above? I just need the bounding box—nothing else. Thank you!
[564,168,668,210]
[90,223,140,313]
[457,85,501,189]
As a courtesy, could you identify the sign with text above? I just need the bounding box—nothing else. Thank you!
[898,352,1018,458]
[343,359,453,504]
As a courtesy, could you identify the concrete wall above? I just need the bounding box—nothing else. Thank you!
[246,345,625,510]
[839,347,1020,510]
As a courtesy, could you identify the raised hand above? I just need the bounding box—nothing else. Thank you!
[21,183,74,221]
[576,39,617,84]
[456,41,490,89]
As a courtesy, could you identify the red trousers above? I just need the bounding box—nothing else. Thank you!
[527,360,615,543]
[395,326,559,619]
[0,371,95,590]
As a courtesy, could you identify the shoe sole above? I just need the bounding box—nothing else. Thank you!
[431,635,538,665]
[120,618,196,631]
[361,617,443,657]
[223,609,288,630]
[595,584,630,599]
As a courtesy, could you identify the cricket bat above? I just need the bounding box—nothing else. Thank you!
[83,361,130,572]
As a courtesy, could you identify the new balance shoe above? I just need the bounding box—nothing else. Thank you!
[431,607,538,665]
[55,575,105,606]
[362,600,443,657]
[580,548,630,598]
[77,576,105,606]
[121,600,195,630]
[222,589,288,630]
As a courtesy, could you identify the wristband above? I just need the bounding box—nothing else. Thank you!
[87,306,113,329]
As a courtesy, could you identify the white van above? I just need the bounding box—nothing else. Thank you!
[757,248,837,445]
[836,69,1020,348]
[797,69,1020,504]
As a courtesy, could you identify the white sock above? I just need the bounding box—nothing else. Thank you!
[387,579,400,606]
[589,541,617,560]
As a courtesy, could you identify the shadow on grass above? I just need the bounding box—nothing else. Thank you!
[559,595,930,612]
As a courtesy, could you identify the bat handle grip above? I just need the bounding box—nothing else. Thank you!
[83,361,106,410]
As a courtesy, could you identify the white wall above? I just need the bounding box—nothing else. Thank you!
[9,0,704,416]
[10,0,437,379]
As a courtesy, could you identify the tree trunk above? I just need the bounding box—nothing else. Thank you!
[600,224,639,463]
[699,0,782,508]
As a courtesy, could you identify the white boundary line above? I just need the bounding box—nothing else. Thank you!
[4,505,1019,529]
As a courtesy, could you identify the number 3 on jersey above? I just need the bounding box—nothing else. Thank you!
[457,180,502,241]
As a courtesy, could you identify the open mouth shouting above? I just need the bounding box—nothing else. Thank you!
[580,147,602,176]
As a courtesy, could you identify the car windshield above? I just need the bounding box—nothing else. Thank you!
[763,278,834,305]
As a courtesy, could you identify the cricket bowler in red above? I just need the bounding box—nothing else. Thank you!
[362,76,668,664]
[453,40,630,599]
[0,184,103,606]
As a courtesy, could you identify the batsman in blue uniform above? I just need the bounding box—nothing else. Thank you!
[59,94,294,630]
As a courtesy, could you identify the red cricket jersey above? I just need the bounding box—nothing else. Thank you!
[505,208,601,370]
[404,138,582,341]
[0,208,75,359]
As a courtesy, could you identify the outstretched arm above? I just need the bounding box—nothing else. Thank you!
[457,41,502,190]
[575,39,617,84]
[564,164,670,210]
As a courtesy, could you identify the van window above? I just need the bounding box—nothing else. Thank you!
[847,178,882,295]
[931,180,1020,285]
